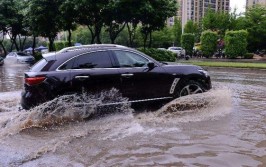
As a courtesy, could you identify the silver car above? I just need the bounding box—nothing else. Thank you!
[167,47,186,58]
[0,56,4,66]
[6,52,35,64]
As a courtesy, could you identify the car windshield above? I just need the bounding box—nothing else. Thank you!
[17,52,30,56]
[170,47,181,50]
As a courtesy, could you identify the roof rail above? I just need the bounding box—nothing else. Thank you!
[58,44,127,53]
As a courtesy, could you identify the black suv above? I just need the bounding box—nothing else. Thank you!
[21,44,211,109]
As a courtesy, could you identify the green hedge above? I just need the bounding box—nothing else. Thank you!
[54,41,69,51]
[244,53,254,59]
[138,48,176,62]
[181,33,195,56]
[200,30,218,58]
[225,30,248,59]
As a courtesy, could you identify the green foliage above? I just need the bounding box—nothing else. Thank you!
[54,41,68,51]
[28,0,63,51]
[244,53,254,59]
[138,48,176,62]
[245,5,266,52]
[224,30,248,59]
[151,28,174,48]
[34,51,43,62]
[181,33,195,56]
[172,17,182,46]
[200,30,218,58]
[184,20,197,34]
[202,9,232,36]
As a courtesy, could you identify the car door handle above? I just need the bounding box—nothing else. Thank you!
[121,74,134,77]
[75,76,90,80]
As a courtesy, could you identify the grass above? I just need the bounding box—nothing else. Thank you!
[180,60,266,69]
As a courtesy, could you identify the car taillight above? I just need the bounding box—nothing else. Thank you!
[25,77,46,86]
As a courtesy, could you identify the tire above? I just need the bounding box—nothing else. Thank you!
[175,80,205,97]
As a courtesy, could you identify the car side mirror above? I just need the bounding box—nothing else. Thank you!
[147,62,155,69]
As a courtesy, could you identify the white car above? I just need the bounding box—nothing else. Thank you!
[6,52,35,64]
[168,47,186,57]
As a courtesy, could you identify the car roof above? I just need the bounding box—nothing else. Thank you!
[42,44,142,63]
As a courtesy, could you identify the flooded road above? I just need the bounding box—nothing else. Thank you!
[0,62,265,167]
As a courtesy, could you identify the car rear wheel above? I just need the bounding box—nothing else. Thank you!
[176,80,205,97]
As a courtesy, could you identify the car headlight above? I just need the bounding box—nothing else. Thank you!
[198,69,209,77]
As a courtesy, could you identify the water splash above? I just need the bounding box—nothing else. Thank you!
[136,89,233,124]
[0,88,132,136]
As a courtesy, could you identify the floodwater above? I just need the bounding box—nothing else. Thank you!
[0,61,265,167]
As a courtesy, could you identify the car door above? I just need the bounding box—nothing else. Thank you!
[111,50,173,100]
[69,50,120,94]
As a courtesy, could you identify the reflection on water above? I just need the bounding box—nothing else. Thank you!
[0,67,265,166]
[0,59,30,92]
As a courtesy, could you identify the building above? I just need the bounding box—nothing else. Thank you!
[246,0,266,7]
[174,0,230,30]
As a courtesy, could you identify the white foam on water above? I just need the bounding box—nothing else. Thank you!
[136,88,233,124]
[0,88,132,137]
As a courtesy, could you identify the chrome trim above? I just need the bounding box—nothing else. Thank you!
[169,78,180,94]
[75,76,90,79]
[121,73,134,77]
[73,97,173,107]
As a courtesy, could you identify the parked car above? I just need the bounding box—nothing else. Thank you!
[0,56,4,66]
[6,52,35,64]
[168,47,186,58]
[21,44,211,110]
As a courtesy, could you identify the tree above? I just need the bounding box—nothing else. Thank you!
[28,0,63,51]
[103,0,126,44]
[0,0,26,52]
[224,30,248,58]
[184,20,197,34]
[181,33,195,56]
[140,0,177,48]
[75,0,108,44]
[172,17,182,46]
[200,30,218,58]
[60,0,78,46]
[245,5,266,52]
[202,9,231,36]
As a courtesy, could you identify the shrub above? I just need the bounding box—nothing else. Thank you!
[181,33,195,56]
[200,30,218,58]
[34,52,43,61]
[54,41,68,51]
[138,48,176,62]
[244,53,254,59]
[225,30,248,59]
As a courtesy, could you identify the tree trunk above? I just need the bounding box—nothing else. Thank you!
[32,36,36,56]
[48,37,55,51]
[0,34,7,56]
[0,42,7,56]
[22,36,27,51]
[126,23,137,47]
[109,23,125,44]
[67,29,72,47]
[148,31,152,48]
[143,33,148,50]
[88,26,96,44]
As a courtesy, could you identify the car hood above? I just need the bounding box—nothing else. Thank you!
[17,56,34,59]
[161,62,203,75]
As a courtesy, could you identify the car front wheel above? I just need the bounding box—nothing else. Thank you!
[176,80,205,97]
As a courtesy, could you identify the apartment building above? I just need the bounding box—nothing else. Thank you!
[246,0,266,7]
[172,0,230,29]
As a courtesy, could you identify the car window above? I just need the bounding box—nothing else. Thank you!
[7,53,14,57]
[113,50,149,68]
[30,59,47,72]
[73,51,112,69]
[17,52,30,56]
[58,58,75,70]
